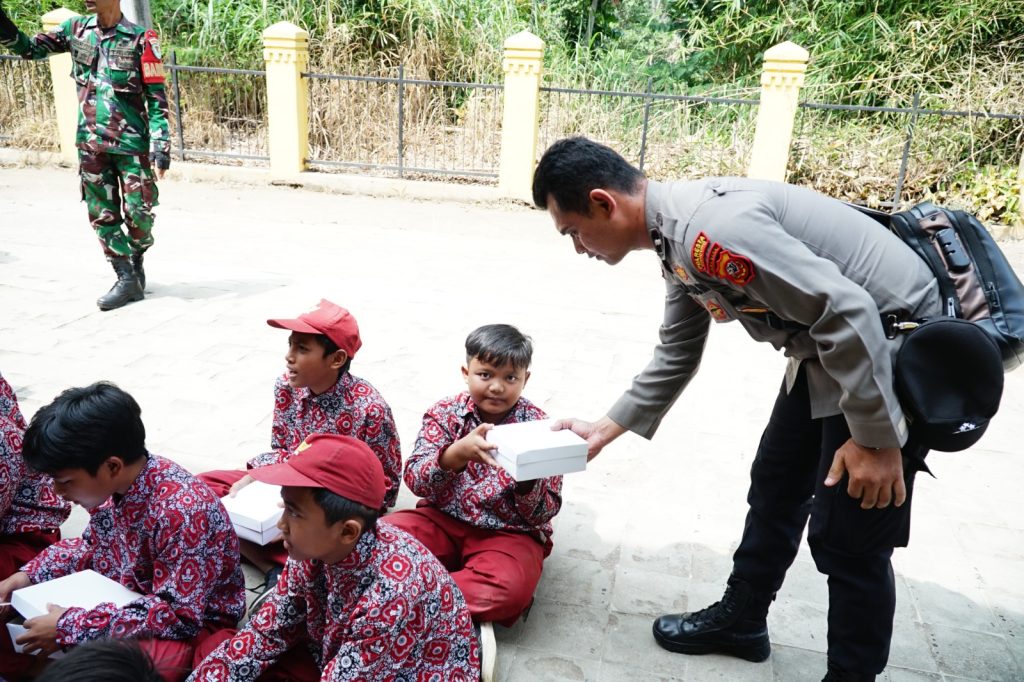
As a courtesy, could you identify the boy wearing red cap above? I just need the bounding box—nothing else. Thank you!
[189,434,480,681]
[199,300,401,582]
[387,325,563,631]
[0,372,71,680]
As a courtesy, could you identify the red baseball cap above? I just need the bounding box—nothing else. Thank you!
[267,299,362,359]
[249,434,386,510]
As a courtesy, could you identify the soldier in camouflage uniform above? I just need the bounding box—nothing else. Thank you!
[0,0,170,310]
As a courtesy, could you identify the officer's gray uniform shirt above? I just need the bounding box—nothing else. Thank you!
[608,178,942,449]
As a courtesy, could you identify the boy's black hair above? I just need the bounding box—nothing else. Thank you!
[532,136,645,215]
[312,487,379,529]
[315,334,353,374]
[465,324,533,371]
[23,381,147,476]
[36,639,162,682]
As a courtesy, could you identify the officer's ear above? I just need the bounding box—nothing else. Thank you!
[588,189,616,218]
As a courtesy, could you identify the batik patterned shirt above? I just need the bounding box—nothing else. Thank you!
[0,373,70,536]
[21,455,245,647]
[188,522,480,682]
[248,372,402,509]
[1,14,170,154]
[404,393,562,545]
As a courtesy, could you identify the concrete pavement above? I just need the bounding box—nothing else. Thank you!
[1,164,1022,681]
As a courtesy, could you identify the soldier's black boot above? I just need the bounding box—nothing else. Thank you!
[652,575,772,662]
[97,256,144,311]
[131,251,146,291]
[821,658,875,681]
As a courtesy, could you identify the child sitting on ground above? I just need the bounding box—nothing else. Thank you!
[0,371,71,680]
[199,299,401,587]
[189,434,480,681]
[387,324,563,631]
[0,382,245,682]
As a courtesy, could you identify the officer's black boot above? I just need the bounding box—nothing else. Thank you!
[652,575,772,662]
[131,251,146,291]
[821,658,875,682]
[97,256,144,311]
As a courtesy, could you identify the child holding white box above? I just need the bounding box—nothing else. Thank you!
[387,324,563,629]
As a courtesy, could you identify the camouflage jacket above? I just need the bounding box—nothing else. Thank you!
[2,14,170,155]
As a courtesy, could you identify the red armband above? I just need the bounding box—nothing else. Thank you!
[141,29,165,84]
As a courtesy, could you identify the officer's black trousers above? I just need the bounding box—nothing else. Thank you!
[731,367,926,675]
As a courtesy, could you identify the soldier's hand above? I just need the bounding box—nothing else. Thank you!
[825,438,906,509]
[150,150,170,179]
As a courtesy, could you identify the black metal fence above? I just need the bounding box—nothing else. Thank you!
[166,54,268,163]
[304,67,503,179]
[0,54,57,149]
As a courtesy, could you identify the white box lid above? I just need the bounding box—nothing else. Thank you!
[11,569,142,620]
[487,419,588,465]
[221,481,284,532]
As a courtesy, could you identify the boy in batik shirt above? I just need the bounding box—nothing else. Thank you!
[0,382,245,682]
[388,324,563,627]
[0,372,71,680]
[199,299,401,581]
[189,434,479,682]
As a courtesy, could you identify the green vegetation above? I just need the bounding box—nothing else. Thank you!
[2,1,1022,222]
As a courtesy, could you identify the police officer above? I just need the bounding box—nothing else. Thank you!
[534,137,939,681]
[0,0,170,310]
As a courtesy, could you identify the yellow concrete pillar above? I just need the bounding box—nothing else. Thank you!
[498,30,544,202]
[262,21,308,178]
[1018,150,1024,228]
[41,8,80,166]
[747,41,809,182]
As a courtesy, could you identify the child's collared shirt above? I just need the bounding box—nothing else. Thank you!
[21,455,245,647]
[404,392,563,545]
[0,374,70,536]
[248,372,402,508]
[188,522,480,681]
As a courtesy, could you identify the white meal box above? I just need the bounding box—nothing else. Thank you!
[486,419,588,480]
[8,569,142,657]
[221,481,284,545]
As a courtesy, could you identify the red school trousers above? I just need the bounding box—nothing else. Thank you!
[0,529,61,679]
[385,507,547,627]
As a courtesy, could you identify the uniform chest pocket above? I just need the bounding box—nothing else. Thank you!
[69,37,96,85]
[106,46,143,94]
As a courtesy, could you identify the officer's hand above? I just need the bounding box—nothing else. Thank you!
[825,439,906,509]
[439,423,498,471]
[550,415,626,461]
[150,151,170,179]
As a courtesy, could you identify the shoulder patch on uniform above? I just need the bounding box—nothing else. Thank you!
[672,264,690,282]
[690,230,756,286]
[141,29,165,84]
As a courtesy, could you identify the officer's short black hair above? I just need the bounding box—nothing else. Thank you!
[314,334,353,373]
[23,382,147,476]
[465,324,533,372]
[35,637,162,682]
[311,488,379,529]
[532,136,645,215]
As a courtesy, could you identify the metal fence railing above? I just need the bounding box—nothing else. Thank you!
[791,91,1024,210]
[539,81,761,179]
[304,67,503,179]
[0,54,57,149]
[166,54,268,163]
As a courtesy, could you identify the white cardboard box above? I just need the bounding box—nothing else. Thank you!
[10,569,142,620]
[487,419,588,481]
[221,481,283,545]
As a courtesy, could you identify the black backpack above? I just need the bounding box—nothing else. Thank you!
[854,201,1024,372]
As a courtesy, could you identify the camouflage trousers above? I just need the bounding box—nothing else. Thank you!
[79,149,159,258]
